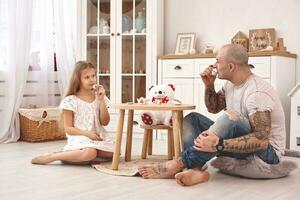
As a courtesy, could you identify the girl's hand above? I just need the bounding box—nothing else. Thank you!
[94,85,106,101]
[85,131,102,141]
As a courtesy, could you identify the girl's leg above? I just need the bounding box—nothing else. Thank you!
[96,150,113,158]
[31,148,97,165]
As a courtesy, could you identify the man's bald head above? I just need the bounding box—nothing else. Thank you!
[221,44,249,67]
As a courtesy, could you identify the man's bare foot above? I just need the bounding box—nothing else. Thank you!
[175,168,210,186]
[31,153,55,165]
[138,159,184,179]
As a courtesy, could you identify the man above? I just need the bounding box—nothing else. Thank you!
[138,44,286,186]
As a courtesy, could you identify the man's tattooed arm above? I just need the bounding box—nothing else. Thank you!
[223,111,271,153]
[204,86,226,113]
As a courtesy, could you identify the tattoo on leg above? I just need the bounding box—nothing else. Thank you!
[157,163,167,173]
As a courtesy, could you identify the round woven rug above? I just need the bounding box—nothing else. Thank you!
[92,155,168,176]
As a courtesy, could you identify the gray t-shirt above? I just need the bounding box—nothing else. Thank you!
[221,74,286,157]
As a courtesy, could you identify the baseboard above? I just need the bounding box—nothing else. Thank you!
[285,149,300,158]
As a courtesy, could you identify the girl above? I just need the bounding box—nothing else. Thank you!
[32,61,114,165]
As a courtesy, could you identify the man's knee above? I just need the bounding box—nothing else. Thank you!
[184,112,206,123]
[224,110,239,121]
[217,111,245,127]
[210,111,251,139]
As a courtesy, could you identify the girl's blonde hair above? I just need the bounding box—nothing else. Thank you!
[64,61,96,97]
[59,61,96,133]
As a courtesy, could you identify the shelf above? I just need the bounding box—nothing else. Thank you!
[122,33,147,36]
[87,33,146,38]
[158,51,297,60]
[121,74,146,76]
[87,34,110,37]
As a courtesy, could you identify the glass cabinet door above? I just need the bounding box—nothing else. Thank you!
[86,0,148,104]
[121,0,147,103]
[86,0,112,99]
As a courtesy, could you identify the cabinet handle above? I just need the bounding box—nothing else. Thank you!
[111,33,115,36]
[297,106,300,115]
[174,65,182,70]
[117,33,120,36]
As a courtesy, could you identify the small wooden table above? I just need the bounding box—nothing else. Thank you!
[110,103,196,170]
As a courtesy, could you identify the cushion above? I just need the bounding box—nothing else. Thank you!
[210,156,297,179]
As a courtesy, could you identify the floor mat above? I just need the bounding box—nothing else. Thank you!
[92,155,168,176]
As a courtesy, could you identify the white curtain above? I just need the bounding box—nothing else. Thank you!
[53,0,77,96]
[24,0,57,107]
[0,0,77,143]
[0,0,33,143]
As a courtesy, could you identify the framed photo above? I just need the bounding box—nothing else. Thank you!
[175,33,196,55]
[249,28,276,52]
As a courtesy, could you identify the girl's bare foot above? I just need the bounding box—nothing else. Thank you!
[31,153,55,165]
[138,159,184,179]
[175,168,210,186]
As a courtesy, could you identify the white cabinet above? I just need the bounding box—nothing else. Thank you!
[160,59,195,106]
[158,53,296,148]
[288,83,300,151]
[77,0,163,133]
[158,57,225,120]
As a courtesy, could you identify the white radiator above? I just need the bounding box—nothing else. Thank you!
[0,71,61,112]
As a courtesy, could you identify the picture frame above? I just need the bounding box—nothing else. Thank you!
[175,33,196,55]
[249,28,276,52]
[231,31,249,51]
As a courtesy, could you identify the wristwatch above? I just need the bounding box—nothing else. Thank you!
[216,137,224,152]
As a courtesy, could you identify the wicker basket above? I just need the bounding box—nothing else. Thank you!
[19,106,66,142]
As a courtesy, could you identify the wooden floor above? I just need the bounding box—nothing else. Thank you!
[1,138,300,200]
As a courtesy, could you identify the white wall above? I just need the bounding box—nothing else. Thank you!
[164,0,300,81]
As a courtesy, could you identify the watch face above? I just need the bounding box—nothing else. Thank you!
[217,145,223,151]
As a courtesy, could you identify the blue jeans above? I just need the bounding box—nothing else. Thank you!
[181,112,279,169]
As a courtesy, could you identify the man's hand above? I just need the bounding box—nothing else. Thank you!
[200,65,217,87]
[193,131,219,152]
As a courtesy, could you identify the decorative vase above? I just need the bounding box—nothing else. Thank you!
[122,15,133,33]
[135,11,146,33]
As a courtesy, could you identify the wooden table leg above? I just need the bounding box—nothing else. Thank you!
[172,111,181,159]
[178,111,183,152]
[112,109,125,170]
[147,130,153,155]
[125,109,134,161]
[141,129,150,159]
[167,128,173,160]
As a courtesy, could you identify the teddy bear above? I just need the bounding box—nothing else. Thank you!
[139,84,176,126]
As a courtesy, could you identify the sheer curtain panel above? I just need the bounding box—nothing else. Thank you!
[0,0,33,143]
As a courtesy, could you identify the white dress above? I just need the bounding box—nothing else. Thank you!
[59,95,114,152]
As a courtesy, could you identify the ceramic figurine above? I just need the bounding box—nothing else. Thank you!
[135,11,146,33]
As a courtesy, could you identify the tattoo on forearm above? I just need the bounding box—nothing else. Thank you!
[254,131,265,140]
[204,87,226,113]
[224,111,271,153]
